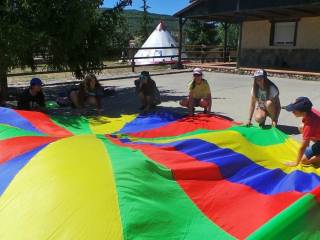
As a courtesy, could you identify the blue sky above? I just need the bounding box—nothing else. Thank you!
[103,0,190,15]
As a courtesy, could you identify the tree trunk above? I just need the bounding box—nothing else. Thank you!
[0,70,8,103]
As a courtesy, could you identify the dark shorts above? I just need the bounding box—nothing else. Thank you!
[192,98,201,107]
[305,142,320,159]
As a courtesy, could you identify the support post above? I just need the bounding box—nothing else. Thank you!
[175,17,187,69]
[0,69,8,103]
[223,22,229,63]
[177,17,184,69]
[130,48,135,73]
[236,21,243,69]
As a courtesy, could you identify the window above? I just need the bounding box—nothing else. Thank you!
[270,21,298,46]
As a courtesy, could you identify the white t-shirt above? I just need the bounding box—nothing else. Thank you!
[251,85,279,108]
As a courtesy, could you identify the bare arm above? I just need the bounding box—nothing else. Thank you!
[247,95,257,125]
[296,139,310,165]
[286,139,310,167]
[206,93,212,112]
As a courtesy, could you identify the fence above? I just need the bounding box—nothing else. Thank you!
[7,45,237,77]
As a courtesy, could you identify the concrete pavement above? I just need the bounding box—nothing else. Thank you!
[101,71,320,139]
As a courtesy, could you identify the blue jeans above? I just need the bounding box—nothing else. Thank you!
[305,142,320,159]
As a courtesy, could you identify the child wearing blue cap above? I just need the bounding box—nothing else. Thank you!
[284,97,320,166]
[18,78,46,112]
[247,69,281,127]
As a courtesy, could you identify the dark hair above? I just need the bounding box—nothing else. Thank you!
[140,71,150,77]
[253,77,278,99]
[140,71,151,82]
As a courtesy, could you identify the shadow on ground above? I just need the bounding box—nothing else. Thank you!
[277,125,300,135]
[261,124,300,135]
[33,85,189,117]
[7,85,233,120]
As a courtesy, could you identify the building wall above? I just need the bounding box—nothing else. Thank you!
[240,17,320,71]
[242,21,271,49]
[296,17,320,49]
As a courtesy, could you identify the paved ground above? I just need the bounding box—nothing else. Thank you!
[96,71,320,140]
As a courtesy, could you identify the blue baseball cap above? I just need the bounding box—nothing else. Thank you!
[283,97,313,112]
[30,78,43,86]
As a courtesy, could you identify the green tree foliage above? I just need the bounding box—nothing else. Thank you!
[216,23,239,48]
[0,0,131,99]
[185,20,218,45]
[139,0,151,43]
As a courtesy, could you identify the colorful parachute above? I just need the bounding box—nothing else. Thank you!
[0,107,320,239]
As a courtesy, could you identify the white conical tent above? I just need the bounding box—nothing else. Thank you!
[134,22,180,65]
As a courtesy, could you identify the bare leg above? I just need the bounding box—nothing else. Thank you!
[302,154,320,165]
[179,98,189,107]
[69,90,81,108]
[138,92,147,109]
[87,97,102,112]
[309,155,320,165]
[199,98,211,113]
[265,98,281,126]
[180,97,194,116]
[187,97,195,116]
[255,108,267,126]
[144,96,153,111]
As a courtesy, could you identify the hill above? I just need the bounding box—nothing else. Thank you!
[123,9,179,35]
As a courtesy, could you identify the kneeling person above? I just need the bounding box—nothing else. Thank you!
[18,78,46,112]
[180,68,212,115]
[284,97,320,166]
[135,71,161,112]
[247,69,281,127]
[69,74,103,112]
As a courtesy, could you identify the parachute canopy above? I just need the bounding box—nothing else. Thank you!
[0,107,320,239]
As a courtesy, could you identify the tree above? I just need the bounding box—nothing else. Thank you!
[216,23,239,48]
[139,0,151,43]
[185,20,218,46]
[0,0,132,100]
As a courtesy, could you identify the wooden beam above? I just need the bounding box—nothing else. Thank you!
[256,9,291,17]
[285,7,319,15]
[238,11,269,19]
